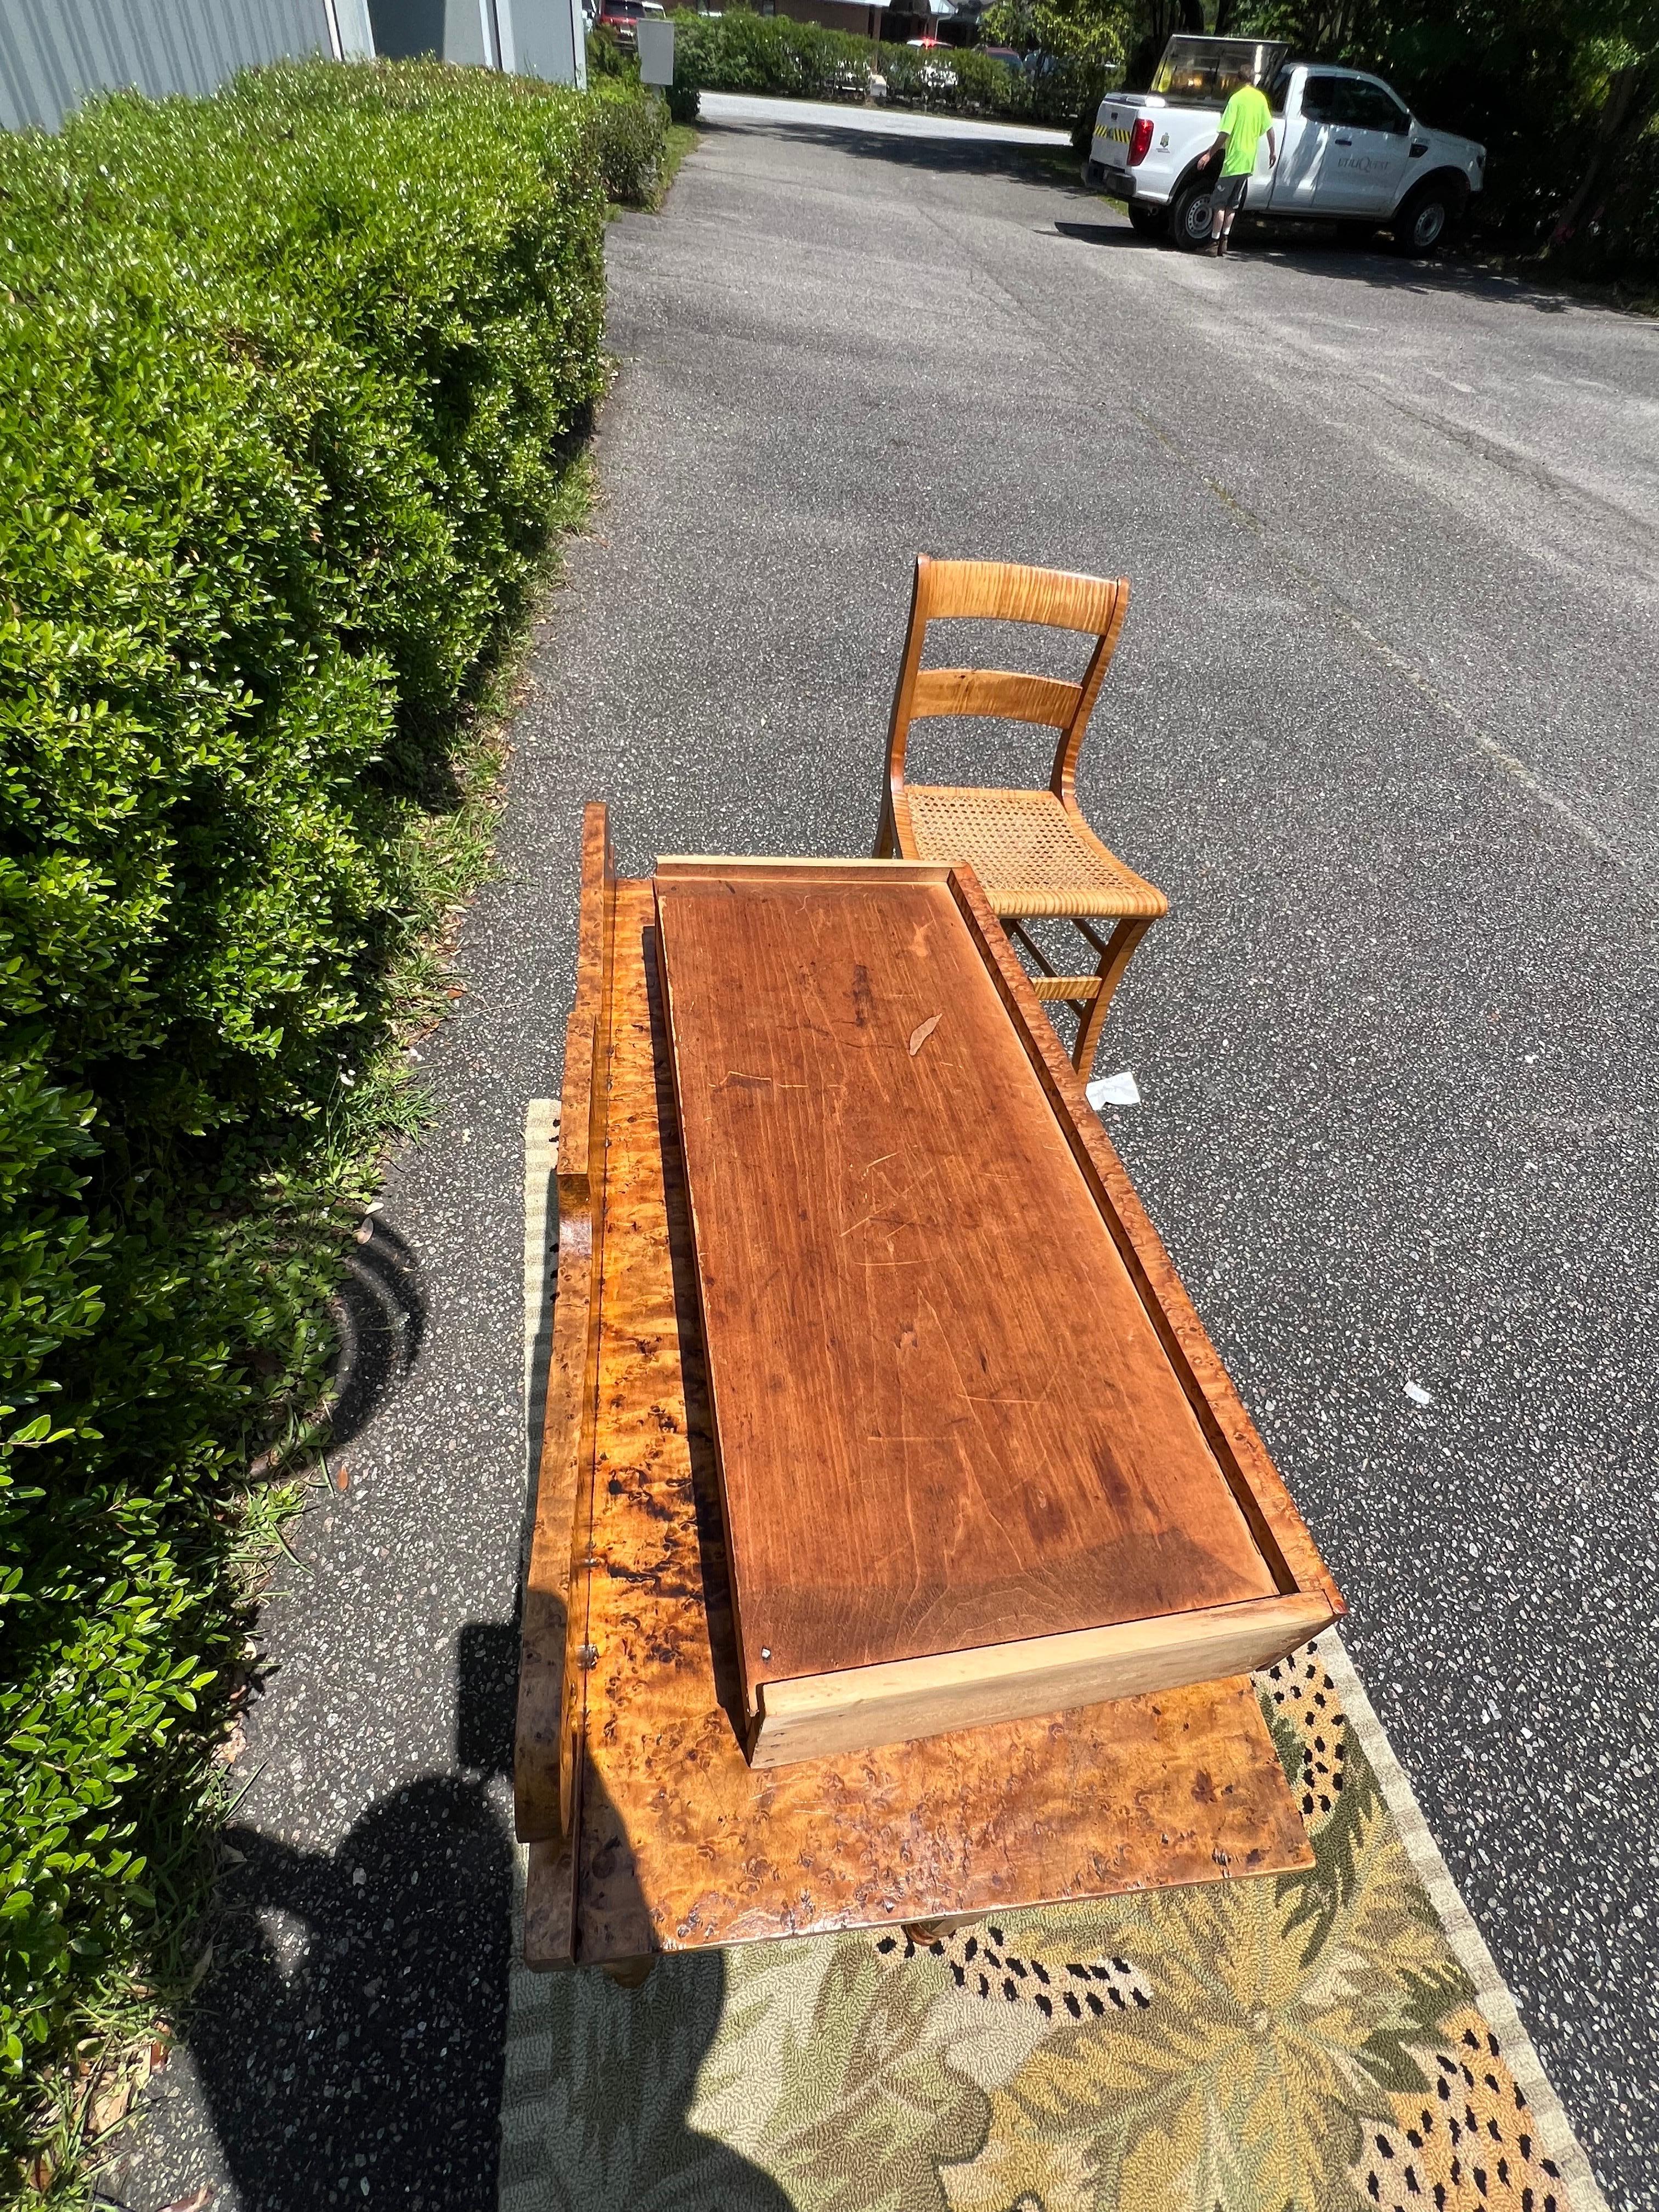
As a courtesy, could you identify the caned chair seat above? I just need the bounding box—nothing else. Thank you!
[876,557,1167,1075]
[904,786,1167,923]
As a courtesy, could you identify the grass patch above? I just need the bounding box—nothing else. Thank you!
[657,121,701,205]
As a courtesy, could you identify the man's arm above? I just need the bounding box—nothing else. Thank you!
[1267,126,1278,167]
[1197,131,1229,171]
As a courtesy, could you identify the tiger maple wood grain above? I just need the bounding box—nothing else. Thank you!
[653,872,1279,1704]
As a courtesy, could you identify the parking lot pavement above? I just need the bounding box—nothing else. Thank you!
[119,96,1658,2212]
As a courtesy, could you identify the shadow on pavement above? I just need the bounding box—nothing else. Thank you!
[1052,219,1144,250]
[702,108,1081,190]
[1242,233,1596,313]
[704,112,1627,317]
[328,1216,427,1451]
[1055,201,1620,314]
[164,1622,789,2209]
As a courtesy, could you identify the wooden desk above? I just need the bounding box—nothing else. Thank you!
[515,806,1330,1974]
[653,857,1337,1765]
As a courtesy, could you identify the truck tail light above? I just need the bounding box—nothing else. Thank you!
[1128,117,1154,166]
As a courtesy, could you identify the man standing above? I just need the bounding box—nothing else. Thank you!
[1197,78,1277,256]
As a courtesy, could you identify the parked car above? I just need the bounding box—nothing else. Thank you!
[594,0,665,51]
[904,37,959,93]
[1084,34,1484,254]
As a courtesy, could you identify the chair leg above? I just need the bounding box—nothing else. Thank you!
[1071,918,1152,1075]
[873,793,896,859]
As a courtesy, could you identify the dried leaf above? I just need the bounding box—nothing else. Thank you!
[88,2078,133,2138]
[907,1014,941,1057]
[161,2188,217,2212]
[332,1457,350,1493]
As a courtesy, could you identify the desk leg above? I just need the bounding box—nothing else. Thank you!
[900,1911,984,1946]
[600,1955,657,1990]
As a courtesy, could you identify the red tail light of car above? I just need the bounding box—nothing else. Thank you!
[1128,117,1155,166]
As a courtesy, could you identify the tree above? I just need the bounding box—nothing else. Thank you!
[1544,0,1659,253]
[982,0,1133,70]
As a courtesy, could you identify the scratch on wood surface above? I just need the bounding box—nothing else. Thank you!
[908,1014,942,1056]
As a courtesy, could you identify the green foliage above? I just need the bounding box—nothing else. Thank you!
[984,0,1131,73]
[0,54,622,2175]
[587,22,642,78]
[668,6,1097,123]
[589,76,671,200]
[670,9,874,100]
[1233,0,1659,260]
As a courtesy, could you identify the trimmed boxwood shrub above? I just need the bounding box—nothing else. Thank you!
[0,54,633,2155]
[668,8,1094,127]
[590,74,672,199]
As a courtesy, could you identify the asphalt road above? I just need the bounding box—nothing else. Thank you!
[119,95,1659,2212]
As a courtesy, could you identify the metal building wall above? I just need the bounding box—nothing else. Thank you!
[366,0,582,82]
[0,0,376,132]
[511,0,584,89]
[0,0,584,135]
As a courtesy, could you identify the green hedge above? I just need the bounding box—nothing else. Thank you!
[590,73,674,197]
[667,9,1094,127]
[0,54,634,2157]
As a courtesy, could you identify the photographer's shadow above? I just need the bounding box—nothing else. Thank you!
[184,1621,791,2211]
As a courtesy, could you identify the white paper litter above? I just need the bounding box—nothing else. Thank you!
[1404,1381,1432,1407]
[1087,1070,1141,1110]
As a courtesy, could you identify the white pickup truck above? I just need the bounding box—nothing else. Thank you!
[1085,35,1485,254]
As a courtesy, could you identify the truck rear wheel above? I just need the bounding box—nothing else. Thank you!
[1127,201,1166,240]
[1171,182,1215,251]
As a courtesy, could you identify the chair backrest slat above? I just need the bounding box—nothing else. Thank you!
[919,557,1125,636]
[911,668,1081,731]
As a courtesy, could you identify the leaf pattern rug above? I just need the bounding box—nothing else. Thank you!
[497,1638,1603,2212]
[505,1109,1602,2212]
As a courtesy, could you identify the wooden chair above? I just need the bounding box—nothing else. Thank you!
[874,556,1166,1075]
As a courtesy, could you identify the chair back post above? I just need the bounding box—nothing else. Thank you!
[879,554,935,855]
[1049,581,1130,808]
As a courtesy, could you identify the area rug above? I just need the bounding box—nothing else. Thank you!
[501,1104,1605,2212]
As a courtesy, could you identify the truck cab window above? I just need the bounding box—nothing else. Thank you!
[1299,75,1340,123]
[1331,79,1410,134]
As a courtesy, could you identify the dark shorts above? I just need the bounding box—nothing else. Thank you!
[1211,170,1250,211]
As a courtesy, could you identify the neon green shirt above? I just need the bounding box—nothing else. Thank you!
[1218,84,1273,176]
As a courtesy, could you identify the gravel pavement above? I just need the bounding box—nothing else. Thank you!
[116,96,1659,2212]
